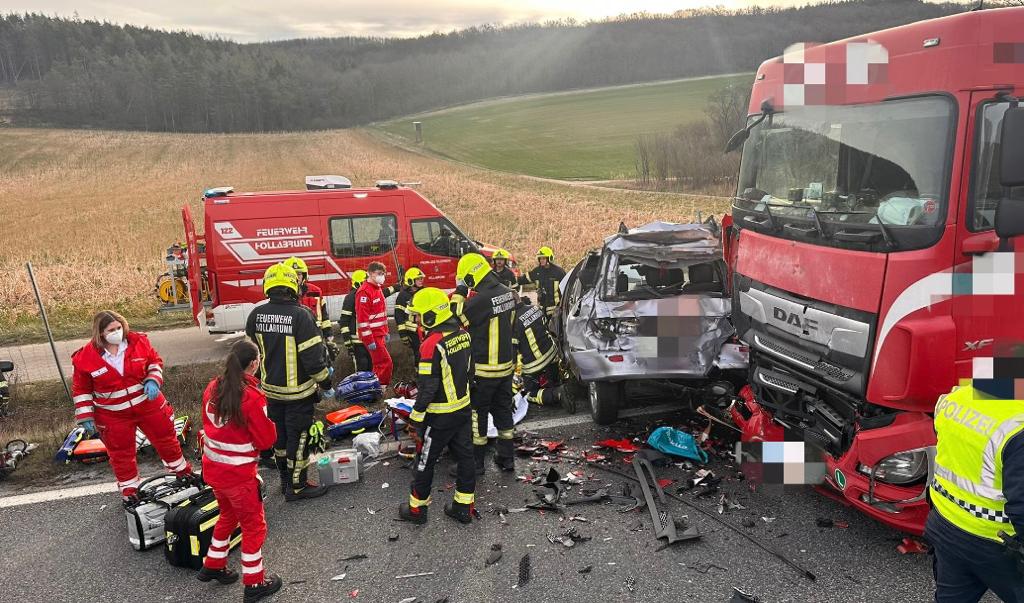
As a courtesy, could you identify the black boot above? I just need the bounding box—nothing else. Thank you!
[494,438,515,473]
[399,502,429,525]
[243,574,283,603]
[444,501,474,524]
[197,566,239,585]
[285,482,328,502]
[278,470,290,495]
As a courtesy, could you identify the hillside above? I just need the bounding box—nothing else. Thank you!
[376,74,750,180]
[0,1,965,132]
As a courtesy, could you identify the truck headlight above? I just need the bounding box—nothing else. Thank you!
[859,448,931,485]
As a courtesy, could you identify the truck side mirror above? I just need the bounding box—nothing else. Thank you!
[1001,106,1024,188]
[995,199,1024,239]
[0,361,12,373]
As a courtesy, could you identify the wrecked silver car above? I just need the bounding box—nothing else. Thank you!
[552,220,748,424]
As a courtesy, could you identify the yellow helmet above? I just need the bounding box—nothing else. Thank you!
[457,253,492,289]
[263,263,299,296]
[284,256,308,275]
[537,246,554,260]
[403,266,426,287]
[411,287,453,329]
[351,269,368,287]
[492,248,511,261]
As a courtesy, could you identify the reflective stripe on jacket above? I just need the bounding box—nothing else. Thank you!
[201,374,277,485]
[71,332,165,422]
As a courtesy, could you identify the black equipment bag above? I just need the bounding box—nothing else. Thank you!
[163,485,240,569]
[125,474,202,551]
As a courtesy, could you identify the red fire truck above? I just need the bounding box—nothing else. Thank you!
[726,6,1024,534]
[181,176,513,333]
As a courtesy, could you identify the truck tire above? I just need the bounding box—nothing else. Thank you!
[588,381,621,425]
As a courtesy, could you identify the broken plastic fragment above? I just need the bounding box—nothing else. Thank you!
[897,537,929,554]
[517,554,531,587]
[594,438,640,453]
[761,516,775,523]
[486,544,503,566]
[579,565,593,574]
[331,573,347,581]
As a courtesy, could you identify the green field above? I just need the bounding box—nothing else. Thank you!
[376,74,751,180]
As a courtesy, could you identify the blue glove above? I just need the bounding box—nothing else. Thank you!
[320,387,336,401]
[144,379,161,401]
[328,366,335,379]
[367,341,378,352]
[79,419,97,436]
[384,333,391,345]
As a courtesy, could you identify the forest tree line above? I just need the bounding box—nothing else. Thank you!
[0,1,971,132]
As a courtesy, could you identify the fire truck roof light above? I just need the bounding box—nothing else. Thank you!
[376,180,400,190]
[203,186,234,198]
[306,175,352,190]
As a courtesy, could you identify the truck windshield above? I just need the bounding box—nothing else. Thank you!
[734,96,955,251]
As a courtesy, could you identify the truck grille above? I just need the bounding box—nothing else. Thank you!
[757,369,799,394]
[815,361,854,382]
[754,334,854,383]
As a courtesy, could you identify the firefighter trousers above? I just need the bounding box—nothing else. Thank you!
[96,401,190,495]
[368,336,393,386]
[401,332,422,366]
[267,397,316,492]
[411,411,475,506]
[351,343,372,373]
[471,375,514,460]
[203,477,268,586]
[522,363,562,406]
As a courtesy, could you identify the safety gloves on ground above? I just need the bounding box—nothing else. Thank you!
[143,379,161,401]
[79,419,97,436]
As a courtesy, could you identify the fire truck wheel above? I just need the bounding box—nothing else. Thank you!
[588,381,621,425]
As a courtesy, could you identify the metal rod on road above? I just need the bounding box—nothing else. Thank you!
[26,262,73,402]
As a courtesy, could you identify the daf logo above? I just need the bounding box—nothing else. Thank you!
[773,307,819,333]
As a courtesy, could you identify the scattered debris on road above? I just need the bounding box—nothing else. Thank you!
[486,544,503,566]
[897,537,930,554]
[395,572,435,580]
[517,554,531,588]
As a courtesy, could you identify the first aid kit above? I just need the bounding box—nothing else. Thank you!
[125,474,203,551]
[164,486,240,570]
[315,449,360,486]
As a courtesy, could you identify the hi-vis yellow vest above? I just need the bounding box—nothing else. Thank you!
[931,385,1024,542]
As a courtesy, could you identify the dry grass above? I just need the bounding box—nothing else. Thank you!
[0,127,729,342]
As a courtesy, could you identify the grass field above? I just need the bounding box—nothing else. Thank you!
[375,74,752,180]
[0,126,729,345]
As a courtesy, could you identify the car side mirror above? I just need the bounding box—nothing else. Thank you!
[1000,106,1024,188]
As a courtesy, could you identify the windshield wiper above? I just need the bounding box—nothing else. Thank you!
[825,210,896,249]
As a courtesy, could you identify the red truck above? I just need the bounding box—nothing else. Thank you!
[726,6,1024,534]
[181,176,512,333]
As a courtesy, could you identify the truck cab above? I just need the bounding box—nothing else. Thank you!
[727,7,1024,534]
[182,177,511,333]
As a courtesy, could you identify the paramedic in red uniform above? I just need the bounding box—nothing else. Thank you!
[71,311,193,503]
[197,339,282,602]
[356,261,393,386]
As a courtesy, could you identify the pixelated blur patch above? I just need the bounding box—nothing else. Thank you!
[994,43,1024,64]
[735,440,827,493]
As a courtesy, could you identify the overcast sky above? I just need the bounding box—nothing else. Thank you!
[3,1,888,42]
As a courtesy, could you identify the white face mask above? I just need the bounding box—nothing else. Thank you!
[374,274,385,285]
[105,328,124,345]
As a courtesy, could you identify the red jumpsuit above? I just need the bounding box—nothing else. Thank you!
[200,374,277,586]
[71,332,191,496]
[355,280,393,385]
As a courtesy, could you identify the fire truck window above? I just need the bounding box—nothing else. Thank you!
[411,218,465,258]
[329,215,398,258]
[971,103,1024,232]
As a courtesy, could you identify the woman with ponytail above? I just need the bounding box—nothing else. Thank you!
[197,340,283,602]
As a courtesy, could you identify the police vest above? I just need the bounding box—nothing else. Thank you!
[930,385,1024,541]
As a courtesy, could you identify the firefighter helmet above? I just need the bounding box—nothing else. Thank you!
[457,253,492,289]
[537,246,554,260]
[492,248,511,261]
[411,287,453,329]
[351,269,368,286]
[403,267,426,287]
[263,263,299,296]
[284,256,309,274]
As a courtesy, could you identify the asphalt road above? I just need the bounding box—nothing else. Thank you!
[0,402,946,603]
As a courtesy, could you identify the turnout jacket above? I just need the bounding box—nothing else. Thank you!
[245,292,331,403]
[394,286,419,338]
[71,332,165,423]
[452,275,517,379]
[518,263,567,315]
[410,324,474,422]
[513,300,557,375]
[200,373,277,485]
[340,285,396,347]
[300,282,333,339]
[491,267,518,289]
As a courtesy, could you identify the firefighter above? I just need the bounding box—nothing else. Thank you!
[926,352,1024,603]
[71,311,194,503]
[513,296,562,407]
[285,256,338,361]
[398,287,476,525]
[245,263,334,502]
[394,267,426,365]
[490,249,517,289]
[452,253,517,473]
[356,261,394,386]
[340,270,371,372]
[197,339,282,602]
[517,246,566,321]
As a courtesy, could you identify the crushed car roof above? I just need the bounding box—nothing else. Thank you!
[604,221,721,264]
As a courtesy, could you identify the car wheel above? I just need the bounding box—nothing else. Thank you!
[588,381,621,425]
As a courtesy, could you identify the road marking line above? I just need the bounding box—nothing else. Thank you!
[1,405,684,508]
[0,481,119,509]
[520,403,680,432]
